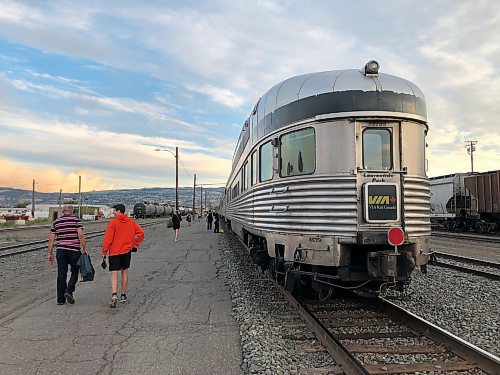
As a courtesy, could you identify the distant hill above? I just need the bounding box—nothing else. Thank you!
[0,186,224,210]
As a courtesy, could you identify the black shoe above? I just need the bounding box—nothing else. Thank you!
[120,294,128,303]
[57,301,65,305]
[64,292,75,304]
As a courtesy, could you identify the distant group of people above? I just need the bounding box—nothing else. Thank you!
[206,210,219,233]
[48,204,144,308]
[48,204,221,307]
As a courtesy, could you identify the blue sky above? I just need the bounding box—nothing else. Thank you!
[0,1,498,193]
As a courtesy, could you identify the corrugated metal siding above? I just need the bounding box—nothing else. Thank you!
[403,175,431,236]
[464,170,500,214]
[227,175,358,236]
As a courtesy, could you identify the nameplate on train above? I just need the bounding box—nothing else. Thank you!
[365,183,398,222]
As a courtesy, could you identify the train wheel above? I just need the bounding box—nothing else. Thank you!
[284,267,295,293]
[476,223,485,234]
[268,258,282,284]
[420,264,428,274]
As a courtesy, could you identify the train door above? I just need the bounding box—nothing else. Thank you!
[355,121,403,229]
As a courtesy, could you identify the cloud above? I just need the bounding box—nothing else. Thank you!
[188,84,245,109]
[0,109,232,190]
[0,159,113,192]
[0,0,498,187]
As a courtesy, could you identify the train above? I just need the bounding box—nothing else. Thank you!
[430,170,499,233]
[219,60,431,296]
[132,203,172,218]
[132,202,191,219]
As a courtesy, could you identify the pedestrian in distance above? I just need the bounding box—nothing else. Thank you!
[172,210,182,241]
[102,204,144,308]
[47,204,89,305]
[186,212,192,226]
[213,212,220,233]
[206,210,213,230]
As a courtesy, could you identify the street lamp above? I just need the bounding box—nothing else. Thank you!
[155,146,179,211]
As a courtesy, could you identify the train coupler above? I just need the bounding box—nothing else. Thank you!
[367,251,398,278]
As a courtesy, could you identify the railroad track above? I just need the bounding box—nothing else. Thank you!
[231,232,500,374]
[0,220,165,258]
[429,251,500,281]
[280,288,500,374]
[431,231,500,244]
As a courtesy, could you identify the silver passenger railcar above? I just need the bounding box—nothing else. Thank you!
[220,61,430,295]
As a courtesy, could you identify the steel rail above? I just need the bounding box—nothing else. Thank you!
[430,251,500,268]
[279,286,370,375]
[378,298,500,375]
[0,220,165,258]
[429,252,500,281]
[431,231,500,243]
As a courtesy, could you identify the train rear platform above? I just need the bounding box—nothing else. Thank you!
[0,221,243,375]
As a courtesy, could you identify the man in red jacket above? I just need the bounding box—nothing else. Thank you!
[102,204,144,308]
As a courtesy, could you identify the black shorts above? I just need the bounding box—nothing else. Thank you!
[108,251,132,271]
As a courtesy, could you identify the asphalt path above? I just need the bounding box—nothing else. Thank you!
[0,221,243,375]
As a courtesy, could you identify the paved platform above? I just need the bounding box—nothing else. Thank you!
[0,221,243,374]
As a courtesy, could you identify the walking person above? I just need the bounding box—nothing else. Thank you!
[47,204,88,305]
[206,210,213,230]
[213,212,220,233]
[186,212,192,226]
[171,210,182,241]
[102,204,144,308]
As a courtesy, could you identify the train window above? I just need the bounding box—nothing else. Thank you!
[245,161,250,190]
[260,141,273,182]
[241,162,248,191]
[251,151,257,186]
[363,129,392,170]
[279,128,316,177]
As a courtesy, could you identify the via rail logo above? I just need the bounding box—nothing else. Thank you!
[368,195,397,206]
[366,184,398,221]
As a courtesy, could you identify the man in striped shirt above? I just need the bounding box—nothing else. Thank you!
[48,205,88,305]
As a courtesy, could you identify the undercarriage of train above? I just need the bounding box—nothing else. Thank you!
[247,235,418,299]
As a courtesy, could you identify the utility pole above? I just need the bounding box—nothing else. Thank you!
[154,146,180,212]
[31,179,35,218]
[200,185,203,217]
[465,140,478,173]
[192,173,196,219]
[59,189,62,208]
[175,146,179,211]
[205,191,207,210]
[78,175,82,219]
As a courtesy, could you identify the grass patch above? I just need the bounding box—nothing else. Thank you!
[0,218,51,228]
[27,218,51,226]
[0,221,16,229]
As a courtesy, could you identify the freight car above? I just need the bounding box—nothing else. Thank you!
[132,203,173,218]
[220,60,431,296]
[430,170,499,233]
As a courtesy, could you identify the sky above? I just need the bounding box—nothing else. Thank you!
[0,1,499,193]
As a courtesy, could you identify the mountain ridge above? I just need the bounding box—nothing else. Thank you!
[0,186,224,209]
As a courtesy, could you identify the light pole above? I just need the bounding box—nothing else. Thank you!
[155,147,179,211]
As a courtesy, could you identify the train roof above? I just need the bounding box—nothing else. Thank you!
[232,61,427,165]
[256,62,426,123]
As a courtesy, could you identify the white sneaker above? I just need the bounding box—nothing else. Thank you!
[109,294,118,308]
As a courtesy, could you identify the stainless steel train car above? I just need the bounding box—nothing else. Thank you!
[430,170,499,232]
[220,61,431,295]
